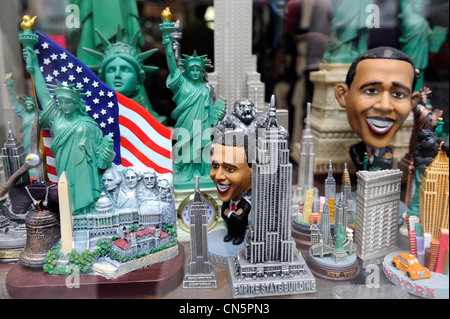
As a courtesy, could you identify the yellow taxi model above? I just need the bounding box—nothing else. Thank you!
[391,253,431,280]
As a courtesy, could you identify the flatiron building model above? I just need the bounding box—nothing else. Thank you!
[228,96,316,298]
[183,177,217,288]
[354,169,403,268]
[419,144,449,241]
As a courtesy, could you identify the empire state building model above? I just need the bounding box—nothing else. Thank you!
[228,96,316,298]
[183,177,217,288]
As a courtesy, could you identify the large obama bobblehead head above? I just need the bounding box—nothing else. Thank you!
[335,47,421,149]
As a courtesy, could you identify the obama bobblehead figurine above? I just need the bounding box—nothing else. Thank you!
[210,132,252,245]
[335,47,421,171]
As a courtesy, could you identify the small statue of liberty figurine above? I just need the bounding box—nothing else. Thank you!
[160,8,226,189]
[21,46,116,215]
[4,73,36,154]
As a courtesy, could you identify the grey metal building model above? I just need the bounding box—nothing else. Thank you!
[294,102,315,208]
[324,160,336,202]
[183,177,217,288]
[228,96,316,298]
[354,169,403,268]
[1,123,29,185]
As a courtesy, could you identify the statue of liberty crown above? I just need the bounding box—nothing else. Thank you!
[179,51,212,71]
[83,25,158,81]
[48,80,86,101]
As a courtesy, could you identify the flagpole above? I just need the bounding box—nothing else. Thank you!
[18,15,49,182]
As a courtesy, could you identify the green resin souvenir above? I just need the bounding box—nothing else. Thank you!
[160,8,226,190]
[21,45,116,215]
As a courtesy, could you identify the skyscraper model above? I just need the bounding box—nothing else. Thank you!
[419,142,449,241]
[227,96,316,298]
[355,169,403,268]
[325,160,336,202]
[183,177,217,288]
[2,123,29,186]
[209,0,265,112]
[294,102,315,208]
[341,163,355,225]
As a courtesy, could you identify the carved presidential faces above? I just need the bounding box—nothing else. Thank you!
[142,169,157,189]
[210,144,252,203]
[123,167,141,189]
[335,58,420,149]
[102,168,122,191]
[104,57,140,97]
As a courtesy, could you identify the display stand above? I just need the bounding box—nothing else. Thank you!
[382,251,449,299]
[5,242,185,299]
[208,228,245,266]
[291,221,312,250]
[305,250,360,281]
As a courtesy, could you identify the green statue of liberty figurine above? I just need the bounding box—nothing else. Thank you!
[83,26,166,124]
[21,47,116,215]
[160,8,226,189]
[398,0,447,92]
[4,73,36,154]
[323,0,371,63]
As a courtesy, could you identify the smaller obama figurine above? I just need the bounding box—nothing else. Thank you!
[335,47,421,171]
[210,132,252,245]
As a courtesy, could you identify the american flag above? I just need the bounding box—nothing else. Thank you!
[32,30,172,183]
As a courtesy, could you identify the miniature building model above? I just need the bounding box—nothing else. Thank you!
[228,97,316,298]
[183,177,217,288]
[419,145,449,241]
[324,160,336,202]
[112,227,170,258]
[354,169,403,268]
[209,0,265,112]
[294,103,315,206]
[1,123,29,185]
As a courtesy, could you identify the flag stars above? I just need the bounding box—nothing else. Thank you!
[45,74,54,82]
[107,91,114,98]
[99,90,105,97]
[61,66,68,73]
[85,105,92,112]
[50,53,58,61]
[100,109,107,115]
[41,42,49,49]
[76,82,83,89]
[68,75,75,81]
[60,52,67,60]
[108,132,114,138]
[52,70,60,77]
[92,113,99,120]
[99,122,106,129]
[83,77,90,84]
[35,49,40,55]
[86,90,92,97]
[107,101,114,108]
[93,98,100,104]
[107,117,114,124]
[43,58,51,65]
[92,81,99,88]
[67,62,74,69]
[76,66,83,73]
[62,81,68,86]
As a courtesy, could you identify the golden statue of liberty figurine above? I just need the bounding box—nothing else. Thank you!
[160,8,226,189]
